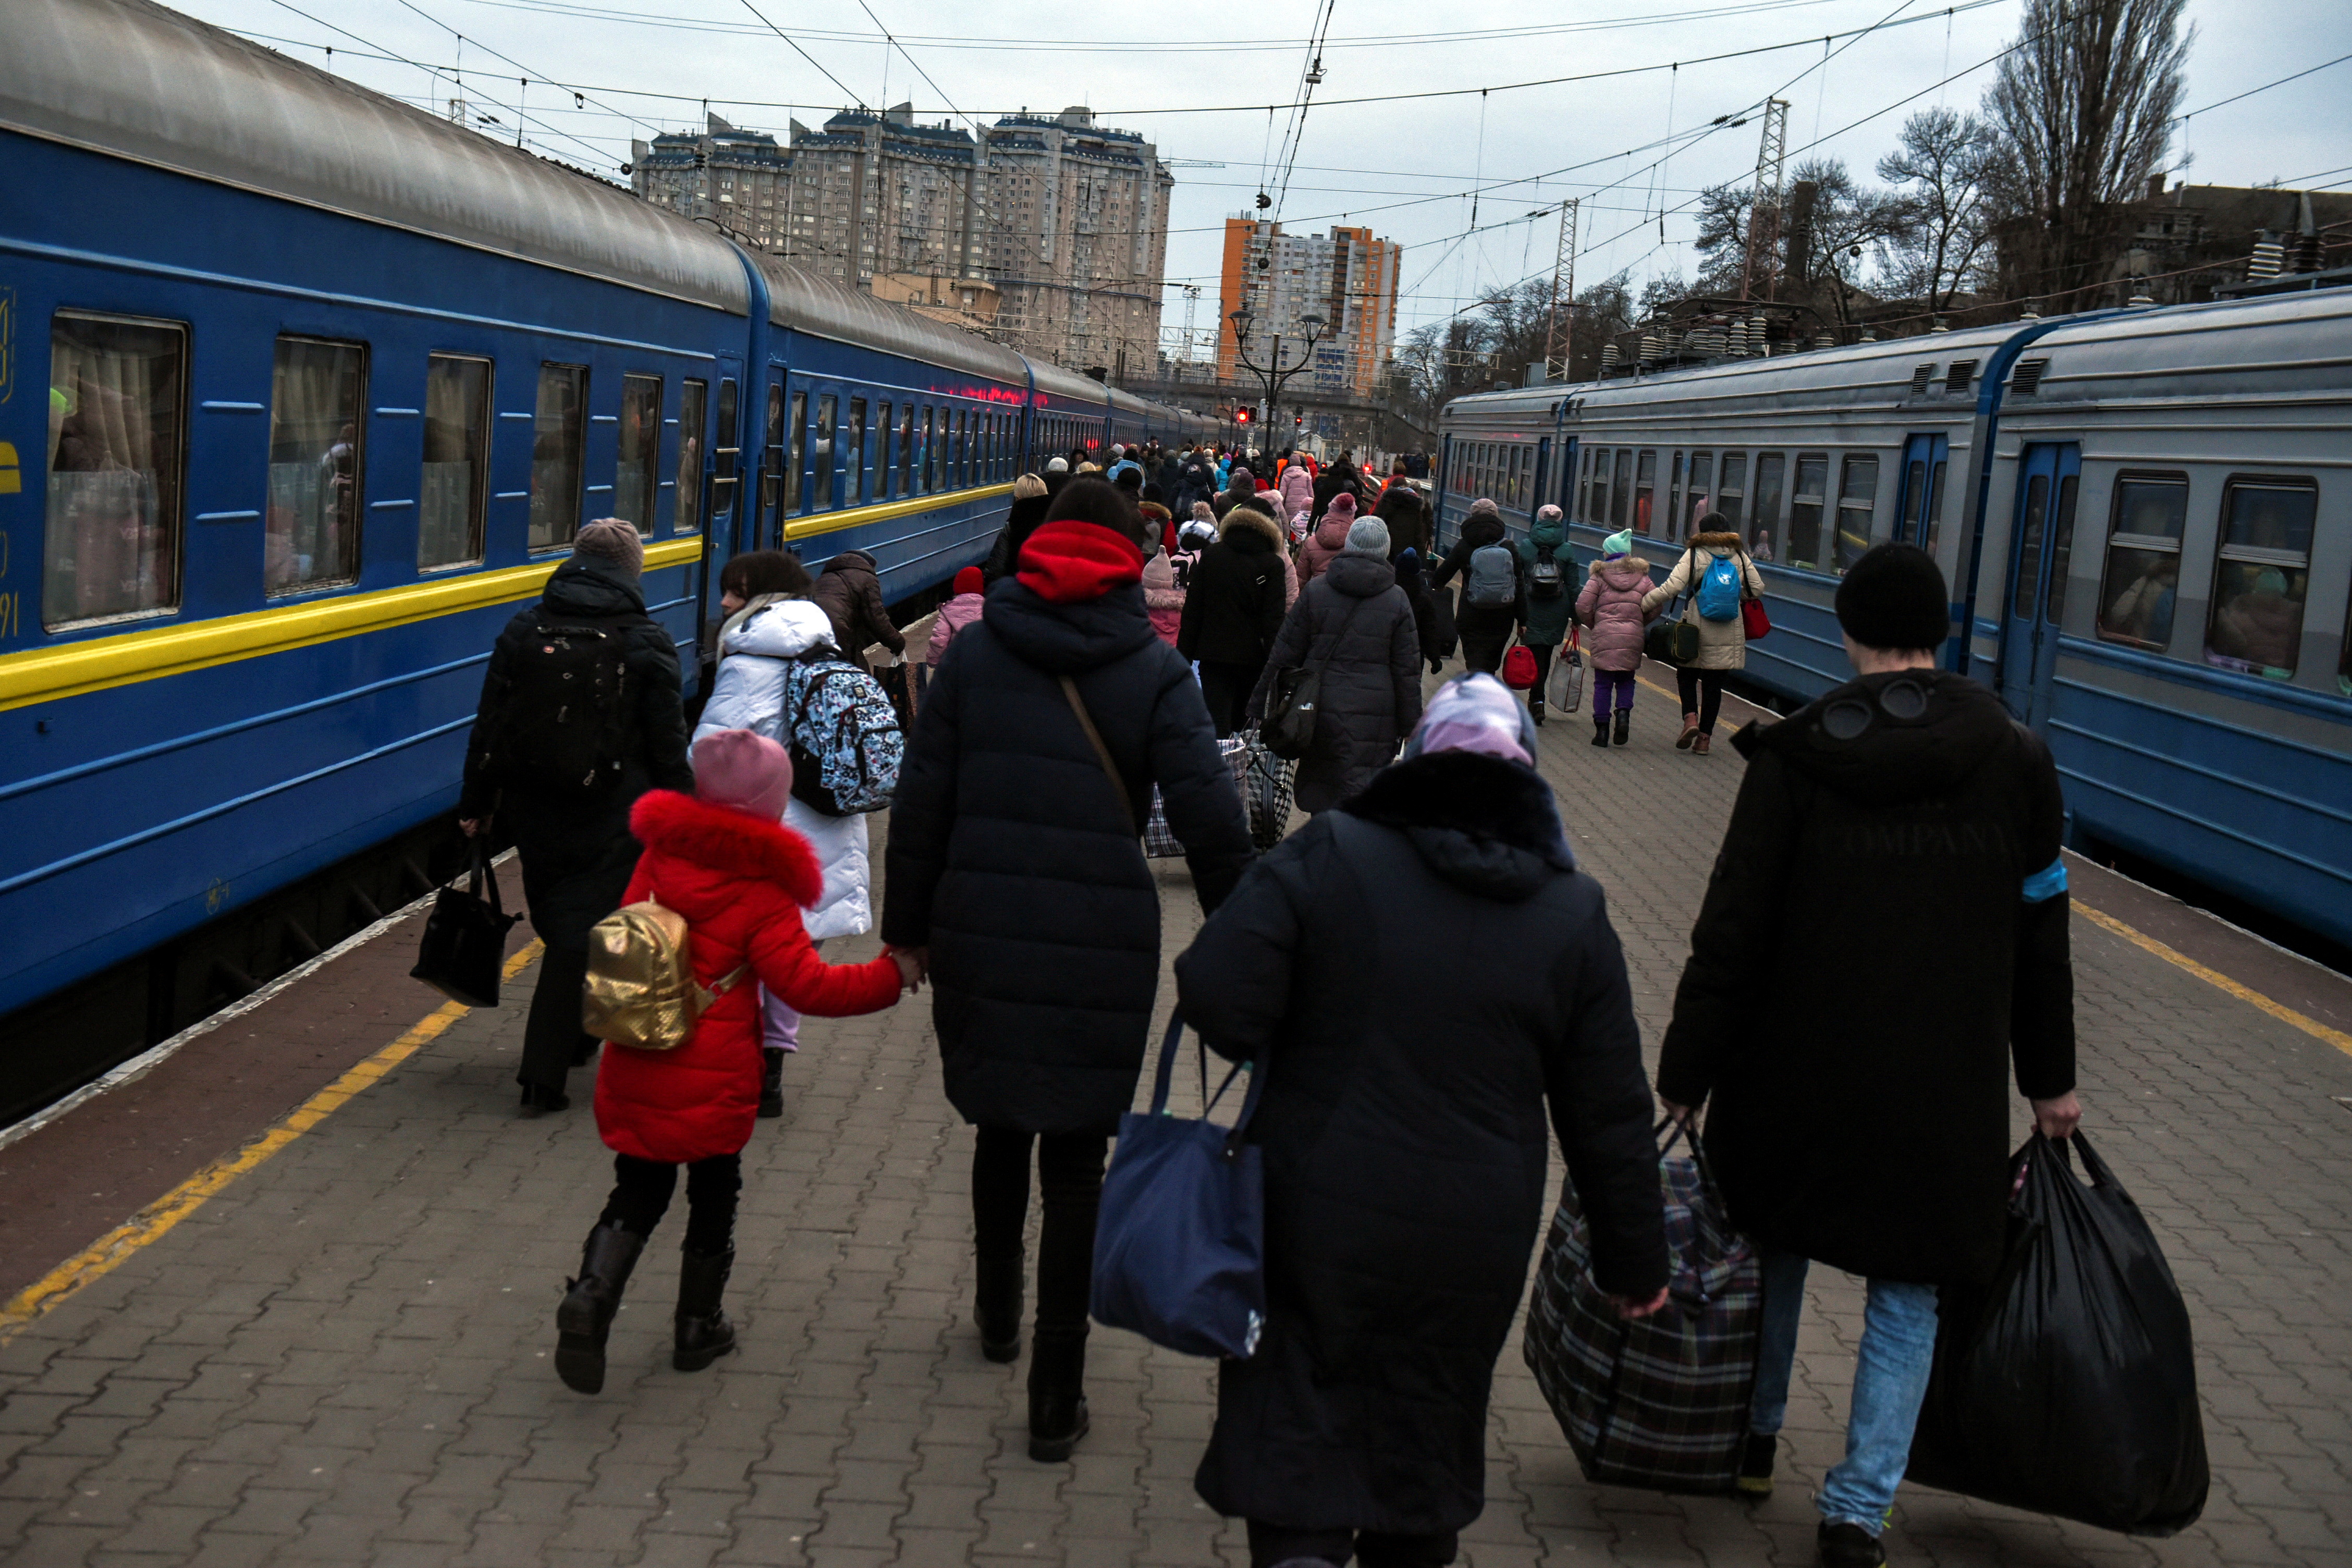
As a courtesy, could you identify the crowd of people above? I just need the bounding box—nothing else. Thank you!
[452,454,2080,1568]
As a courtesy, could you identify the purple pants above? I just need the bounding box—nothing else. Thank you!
[1592,669,1636,717]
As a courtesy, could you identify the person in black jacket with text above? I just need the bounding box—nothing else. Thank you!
[1655,544,2079,1568]
[1177,672,1669,1568]
[884,480,1254,1464]
[1431,498,1515,675]
[459,520,694,1113]
[1177,503,1290,737]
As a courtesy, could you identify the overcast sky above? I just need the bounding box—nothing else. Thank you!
[187,0,2351,346]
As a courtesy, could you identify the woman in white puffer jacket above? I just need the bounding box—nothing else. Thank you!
[693,596,874,1117]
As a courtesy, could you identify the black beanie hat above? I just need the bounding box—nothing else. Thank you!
[1835,543,1950,652]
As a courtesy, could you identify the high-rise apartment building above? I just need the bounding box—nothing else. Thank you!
[1217,220,1402,400]
[631,105,1171,378]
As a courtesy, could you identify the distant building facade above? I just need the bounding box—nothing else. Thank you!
[631,104,1171,377]
[1216,219,1402,401]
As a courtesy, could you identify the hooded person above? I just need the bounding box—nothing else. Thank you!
[1247,517,1422,814]
[810,548,905,662]
[1212,466,1258,521]
[984,473,1054,582]
[1043,456,1071,501]
[1431,497,1515,675]
[459,519,694,1114]
[1177,500,1291,738]
[1278,458,1315,521]
[1297,491,1358,586]
[884,478,1256,1464]
[930,566,989,665]
[1372,483,1430,563]
[1640,523,1766,753]
[1175,670,1670,1565]
[1574,528,1658,747]
[1655,545,2078,1559]
[1514,504,1583,725]
[1140,518,1187,648]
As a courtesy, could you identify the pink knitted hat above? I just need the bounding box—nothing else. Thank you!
[692,729,793,820]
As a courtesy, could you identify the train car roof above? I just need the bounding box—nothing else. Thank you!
[2002,288,2352,403]
[4,0,754,313]
[1029,361,1116,411]
[755,256,1029,385]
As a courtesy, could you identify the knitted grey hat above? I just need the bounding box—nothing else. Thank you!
[1342,518,1391,558]
[573,518,644,578]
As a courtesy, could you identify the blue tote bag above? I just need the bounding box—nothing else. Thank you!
[1090,1012,1267,1359]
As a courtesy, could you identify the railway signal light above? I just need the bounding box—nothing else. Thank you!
[1234,407,1252,424]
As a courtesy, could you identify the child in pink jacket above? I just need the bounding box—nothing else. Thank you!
[928,567,986,666]
[1573,528,1656,749]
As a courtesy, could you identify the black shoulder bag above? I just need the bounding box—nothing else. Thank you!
[1260,594,1367,761]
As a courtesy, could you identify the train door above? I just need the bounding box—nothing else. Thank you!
[1896,434,1950,552]
[1556,437,1578,513]
[1435,434,1455,549]
[711,368,743,556]
[1996,442,2081,729]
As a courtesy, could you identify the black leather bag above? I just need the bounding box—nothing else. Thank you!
[410,842,522,1008]
[1260,596,1365,761]
[1643,549,1705,666]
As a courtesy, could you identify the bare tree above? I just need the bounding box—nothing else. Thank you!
[1783,160,1912,328]
[1985,0,2191,303]
[1690,182,1757,295]
[1878,107,2000,309]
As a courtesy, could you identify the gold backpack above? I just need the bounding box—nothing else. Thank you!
[581,899,746,1052]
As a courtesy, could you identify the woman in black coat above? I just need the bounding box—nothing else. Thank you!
[1431,498,1516,675]
[1246,516,1422,814]
[1176,503,1290,738]
[1175,673,1669,1567]
[458,522,694,1112]
[884,480,1254,1463]
[981,474,1052,582]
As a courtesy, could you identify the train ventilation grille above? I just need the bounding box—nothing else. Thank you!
[1945,359,1979,395]
[2010,358,2050,395]
[1908,363,1937,395]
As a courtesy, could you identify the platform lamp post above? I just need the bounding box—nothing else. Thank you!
[1229,307,1326,459]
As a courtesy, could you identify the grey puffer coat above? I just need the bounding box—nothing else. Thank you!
[1575,558,1657,673]
[1641,532,1765,671]
[1246,553,1422,814]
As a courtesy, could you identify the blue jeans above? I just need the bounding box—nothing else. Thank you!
[1749,1250,1939,1536]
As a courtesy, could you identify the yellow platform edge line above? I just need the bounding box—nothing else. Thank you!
[2071,900,2352,1058]
[0,939,546,1345]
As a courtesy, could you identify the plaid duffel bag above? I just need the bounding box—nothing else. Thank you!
[1522,1122,1761,1494]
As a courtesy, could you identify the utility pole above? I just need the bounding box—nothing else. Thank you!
[1544,197,1579,382]
[1740,99,1790,302]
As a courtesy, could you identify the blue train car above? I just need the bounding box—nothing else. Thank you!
[0,0,1208,1119]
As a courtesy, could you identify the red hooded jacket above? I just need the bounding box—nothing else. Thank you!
[595,790,902,1163]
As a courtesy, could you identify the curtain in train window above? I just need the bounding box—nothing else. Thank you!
[420,354,489,570]
[266,336,365,595]
[1610,449,1632,530]
[1713,454,1745,535]
[1785,454,1828,570]
[1686,452,1715,534]
[1834,455,1878,572]
[1633,450,1657,534]
[1750,454,1786,561]
[674,379,707,537]
[615,374,662,534]
[2205,479,2316,679]
[848,398,868,507]
[876,402,895,500]
[901,406,917,495]
[528,363,587,550]
[44,313,186,626]
[2096,475,2187,652]
[811,394,837,512]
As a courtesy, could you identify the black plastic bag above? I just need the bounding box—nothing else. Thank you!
[410,841,521,1008]
[1906,1131,2208,1535]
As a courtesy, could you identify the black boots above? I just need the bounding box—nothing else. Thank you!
[1736,1431,1777,1499]
[1591,716,1611,747]
[1529,695,1546,727]
[757,1048,785,1119]
[556,1223,644,1393]
[673,1247,738,1371]
[1026,1327,1091,1461]
[1612,709,1631,746]
[976,1254,1025,1364]
[1817,1521,1887,1567]
[520,1082,569,1114]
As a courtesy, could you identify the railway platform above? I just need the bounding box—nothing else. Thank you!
[3,672,2350,1568]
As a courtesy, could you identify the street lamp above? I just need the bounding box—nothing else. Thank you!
[1230,307,1328,455]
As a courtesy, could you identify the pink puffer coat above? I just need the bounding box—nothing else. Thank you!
[1280,463,1315,519]
[1297,511,1352,586]
[1142,545,1185,645]
[1575,558,1657,672]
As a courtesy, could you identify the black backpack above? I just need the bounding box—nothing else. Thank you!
[1528,543,1568,601]
[486,617,643,796]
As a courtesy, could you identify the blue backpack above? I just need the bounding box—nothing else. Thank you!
[1695,550,1744,622]
[785,654,904,814]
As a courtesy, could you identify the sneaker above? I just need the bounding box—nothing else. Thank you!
[1817,1521,1886,1568]
[1735,1431,1776,1500]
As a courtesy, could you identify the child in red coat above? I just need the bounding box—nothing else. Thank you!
[557,729,917,1394]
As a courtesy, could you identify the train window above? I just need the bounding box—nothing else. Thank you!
[1667,452,1686,540]
[1575,448,1592,521]
[265,336,365,595]
[1901,459,1927,543]
[712,378,740,519]
[614,374,662,534]
[848,398,867,507]
[2096,474,2187,652]
[2341,583,2351,696]
[765,388,790,524]
[1634,450,1657,534]
[528,363,588,550]
[44,314,187,628]
[419,354,489,570]
[675,379,707,538]
[1926,460,1947,559]
[1715,454,1745,534]
[1786,454,1829,571]
[811,394,837,512]
[2044,473,2079,624]
[1751,453,1786,562]
[900,405,916,496]
[1687,453,1714,533]
[2012,476,2049,620]
[876,402,894,500]
[1610,449,1632,530]
[2205,479,2317,680]
[952,409,967,486]
[1835,455,1879,572]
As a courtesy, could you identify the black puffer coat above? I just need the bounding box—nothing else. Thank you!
[1657,670,2075,1288]
[1176,507,1289,667]
[1246,554,1422,813]
[1175,751,1669,1536]
[883,577,1255,1135]
[982,493,1051,582]
[459,554,694,950]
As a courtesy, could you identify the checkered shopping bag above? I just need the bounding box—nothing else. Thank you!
[1522,1122,1761,1494]
[1142,786,1185,858]
[1230,733,1293,850]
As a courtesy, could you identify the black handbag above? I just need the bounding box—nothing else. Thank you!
[1644,548,1705,666]
[410,841,522,1007]
[1260,596,1365,761]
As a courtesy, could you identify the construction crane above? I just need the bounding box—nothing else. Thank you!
[1544,197,1580,383]
[1740,99,1790,302]
[1162,160,1226,169]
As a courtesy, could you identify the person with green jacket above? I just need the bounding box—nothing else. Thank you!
[1515,504,1583,724]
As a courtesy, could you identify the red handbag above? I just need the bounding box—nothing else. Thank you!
[1741,596,1772,641]
[1502,643,1540,689]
